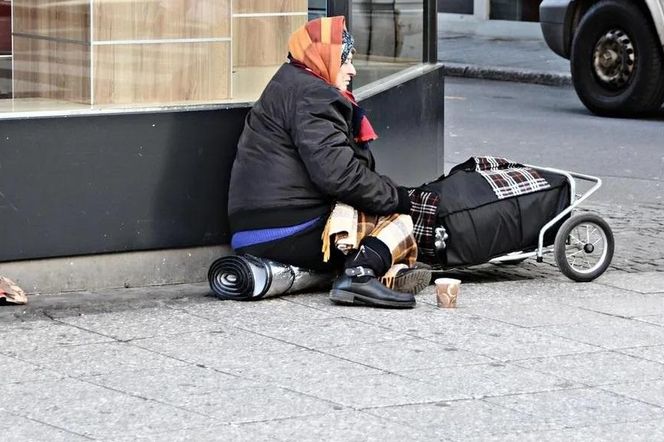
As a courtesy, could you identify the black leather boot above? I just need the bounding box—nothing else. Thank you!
[329,266,416,308]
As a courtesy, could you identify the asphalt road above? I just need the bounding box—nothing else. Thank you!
[444,77,664,205]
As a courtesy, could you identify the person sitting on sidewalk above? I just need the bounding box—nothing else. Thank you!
[227,16,429,308]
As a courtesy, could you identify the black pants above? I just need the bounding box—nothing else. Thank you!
[235,217,344,272]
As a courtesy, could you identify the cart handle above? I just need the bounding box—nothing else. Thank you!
[525,165,602,260]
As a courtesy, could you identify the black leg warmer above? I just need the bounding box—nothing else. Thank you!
[344,236,392,278]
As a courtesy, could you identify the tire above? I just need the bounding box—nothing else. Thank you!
[570,0,664,117]
[554,214,614,282]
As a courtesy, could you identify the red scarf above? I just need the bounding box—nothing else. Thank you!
[340,89,378,144]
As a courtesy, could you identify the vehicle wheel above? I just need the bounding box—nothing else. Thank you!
[554,214,614,282]
[571,0,664,116]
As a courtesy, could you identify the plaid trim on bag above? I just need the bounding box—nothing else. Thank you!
[408,189,440,260]
[474,156,520,171]
[321,203,418,288]
[474,156,550,199]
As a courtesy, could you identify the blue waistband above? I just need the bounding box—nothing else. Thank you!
[231,216,322,250]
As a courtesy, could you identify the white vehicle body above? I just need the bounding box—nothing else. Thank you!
[541,0,664,116]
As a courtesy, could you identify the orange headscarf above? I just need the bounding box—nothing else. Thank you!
[288,16,378,143]
[288,16,347,87]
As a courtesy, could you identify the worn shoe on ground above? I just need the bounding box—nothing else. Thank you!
[329,266,416,309]
[392,268,431,295]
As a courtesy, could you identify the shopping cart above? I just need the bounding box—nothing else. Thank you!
[425,163,614,282]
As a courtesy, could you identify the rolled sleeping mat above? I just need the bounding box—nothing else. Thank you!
[208,254,333,301]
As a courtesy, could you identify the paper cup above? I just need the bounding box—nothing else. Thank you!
[435,278,461,308]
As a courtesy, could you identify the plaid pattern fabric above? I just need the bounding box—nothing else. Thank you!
[474,156,519,171]
[321,203,418,288]
[408,189,440,260]
[288,16,347,86]
[474,156,550,199]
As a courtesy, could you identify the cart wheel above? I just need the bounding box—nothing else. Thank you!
[554,214,614,282]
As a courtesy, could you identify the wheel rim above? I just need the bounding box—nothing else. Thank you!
[565,222,609,274]
[592,28,635,89]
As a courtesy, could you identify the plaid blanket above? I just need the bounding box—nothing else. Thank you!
[474,156,550,199]
[321,203,417,288]
[408,189,440,260]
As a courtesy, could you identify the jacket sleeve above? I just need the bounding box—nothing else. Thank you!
[291,85,410,215]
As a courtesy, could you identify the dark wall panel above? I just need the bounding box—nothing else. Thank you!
[0,108,248,261]
[360,67,445,187]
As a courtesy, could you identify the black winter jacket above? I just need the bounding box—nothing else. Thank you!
[228,62,411,233]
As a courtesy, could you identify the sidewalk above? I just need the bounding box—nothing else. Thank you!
[438,31,572,86]
[2,271,664,440]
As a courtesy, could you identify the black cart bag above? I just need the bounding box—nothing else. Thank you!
[412,157,571,268]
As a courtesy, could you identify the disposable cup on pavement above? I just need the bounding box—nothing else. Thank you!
[435,278,461,308]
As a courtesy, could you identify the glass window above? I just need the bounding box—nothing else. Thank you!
[0,0,321,115]
[352,0,424,89]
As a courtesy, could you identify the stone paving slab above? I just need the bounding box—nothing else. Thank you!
[602,379,664,408]
[598,272,664,294]
[616,345,664,365]
[319,338,492,373]
[484,388,664,427]
[210,347,383,385]
[636,315,664,327]
[57,306,222,341]
[1,353,65,385]
[366,399,562,440]
[130,327,300,369]
[512,350,664,386]
[284,372,467,408]
[428,321,599,362]
[561,291,664,318]
[458,299,613,328]
[86,365,339,424]
[112,410,438,442]
[0,378,213,439]
[14,341,189,378]
[401,362,578,399]
[178,296,339,326]
[111,423,264,442]
[482,418,664,442]
[0,320,113,353]
[536,315,664,350]
[0,413,89,441]
[233,316,407,350]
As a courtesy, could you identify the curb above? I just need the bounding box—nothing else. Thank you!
[442,62,572,87]
[0,283,214,322]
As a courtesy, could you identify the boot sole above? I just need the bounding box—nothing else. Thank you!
[329,289,416,309]
[393,269,431,295]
